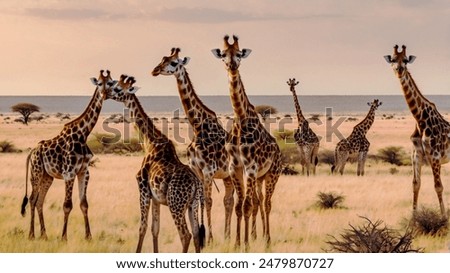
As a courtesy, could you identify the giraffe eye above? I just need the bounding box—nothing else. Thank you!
[170,61,178,67]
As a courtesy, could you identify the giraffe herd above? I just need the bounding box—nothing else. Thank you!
[19,37,449,253]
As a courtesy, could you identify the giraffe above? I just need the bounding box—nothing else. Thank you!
[110,75,205,253]
[20,70,117,241]
[151,47,234,243]
[331,99,382,176]
[384,45,449,217]
[212,35,283,249]
[287,78,320,176]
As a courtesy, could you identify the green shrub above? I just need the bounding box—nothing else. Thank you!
[87,133,143,154]
[377,146,410,166]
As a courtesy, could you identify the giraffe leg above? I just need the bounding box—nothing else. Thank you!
[28,183,39,240]
[411,135,424,214]
[35,174,53,240]
[430,160,446,217]
[357,151,368,176]
[136,174,151,253]
[263,167,281,246]
[222,176,234,240]
[338,151,349,175]
[61,177,76,241]
[188,196,201,253]
[231,165,244,248]
[243,164,257,249]
[312,144,319,175]
[251,178,264,240]
[77,168,92,240]
[28,152,44,240]
[204,175,214,244]
[304,146,312,177]
[150,201,160,253]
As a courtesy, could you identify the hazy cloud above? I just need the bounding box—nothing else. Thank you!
[151,7,343,24]
[25,7,111,20]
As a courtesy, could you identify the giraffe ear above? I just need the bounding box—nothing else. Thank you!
[241,49,252,58]
[407,55,416,64]
[182,57,190,65]
[90,77,98,86]
[211,49,222,58]
[383,55,392,63]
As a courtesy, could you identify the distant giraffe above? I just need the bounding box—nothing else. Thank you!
[151,47,233,243]
[287,78,320,176]
[212,35,282,248]
[384,45,449,217]
[21,70,117,240]
[331,99,382,176]
[111,75,205,253]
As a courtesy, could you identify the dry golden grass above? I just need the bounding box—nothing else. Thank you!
[1,113,450,253]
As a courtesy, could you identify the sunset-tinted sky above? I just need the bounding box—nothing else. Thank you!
[1,0,449,96]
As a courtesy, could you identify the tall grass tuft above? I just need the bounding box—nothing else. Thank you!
[316,192,345,209]
[0,140,21,153]
[412,207,449,236]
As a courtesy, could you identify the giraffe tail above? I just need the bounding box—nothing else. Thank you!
[21,151,32,217]
[198,181,206,249]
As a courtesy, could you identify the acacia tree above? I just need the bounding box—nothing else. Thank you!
[255,104,278,121]
[11,102,40,125]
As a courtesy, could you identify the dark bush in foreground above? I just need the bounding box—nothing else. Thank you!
[412,207,449,236]
[316,192,345,209]
[325,216,421,253]
[0,140,21,153]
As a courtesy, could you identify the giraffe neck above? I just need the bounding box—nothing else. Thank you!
[354,105,377,135]
[290,89,306,125]
[64,88,104,140]
[122,94,170,150]
[174,67,218,129]
[399,70,435,121]
[227,69,258,120]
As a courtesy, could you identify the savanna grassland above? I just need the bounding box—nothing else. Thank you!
[1,112,449,253]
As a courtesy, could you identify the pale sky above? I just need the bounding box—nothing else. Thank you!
[1,0,450,96]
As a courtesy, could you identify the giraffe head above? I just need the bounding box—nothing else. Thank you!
[151,48,190,76]
[211,35,252,71]
[384,45,416,78]
[367,99,382,110]
[109,74,140,102]
[89,70,118,99]
[287,78,300,93]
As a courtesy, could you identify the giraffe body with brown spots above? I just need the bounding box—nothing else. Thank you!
[21,70,117,241]
[385,45,449,217]
[111,75,205,253]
